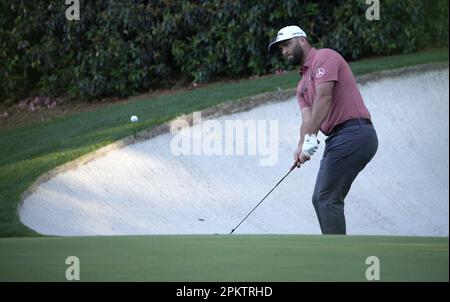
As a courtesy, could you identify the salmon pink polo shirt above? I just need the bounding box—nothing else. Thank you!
[296,48,371,135]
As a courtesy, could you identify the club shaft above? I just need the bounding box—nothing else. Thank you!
[230,167,295,234]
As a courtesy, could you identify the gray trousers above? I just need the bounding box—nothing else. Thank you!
[312,121,378,234]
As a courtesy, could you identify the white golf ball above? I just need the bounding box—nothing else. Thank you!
[130,115,138,123]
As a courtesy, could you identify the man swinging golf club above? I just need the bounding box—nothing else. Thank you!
[268,26,378,234]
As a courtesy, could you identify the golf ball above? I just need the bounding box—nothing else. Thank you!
[130,115,138,123]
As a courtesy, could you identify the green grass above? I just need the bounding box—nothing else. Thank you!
[349,48,449,75]
[0,48,449,237]
[0,235,447,281]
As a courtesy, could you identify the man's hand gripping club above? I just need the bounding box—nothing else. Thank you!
[291,134,320,170]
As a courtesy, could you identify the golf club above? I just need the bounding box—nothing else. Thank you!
[229,161,300,235]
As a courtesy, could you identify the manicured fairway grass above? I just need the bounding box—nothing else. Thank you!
[0,48,448,237]
[0,235,447,281]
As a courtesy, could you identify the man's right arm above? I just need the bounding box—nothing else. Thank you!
[299,107,312,148]
[293,107,312,167]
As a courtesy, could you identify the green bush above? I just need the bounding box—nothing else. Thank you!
[319,0,449,59]
[0,0,448,104]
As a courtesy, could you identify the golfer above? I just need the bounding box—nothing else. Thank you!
[268,26,378,234]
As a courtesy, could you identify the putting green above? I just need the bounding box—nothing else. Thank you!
[0,235,447,282]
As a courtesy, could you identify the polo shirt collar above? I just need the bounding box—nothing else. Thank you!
[300,47,317,75]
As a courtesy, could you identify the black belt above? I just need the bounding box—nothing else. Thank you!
[328,118,372,136]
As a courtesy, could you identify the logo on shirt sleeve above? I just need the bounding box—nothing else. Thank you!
[315,67,326,79]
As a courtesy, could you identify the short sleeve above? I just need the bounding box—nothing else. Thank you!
[313,49,341,86]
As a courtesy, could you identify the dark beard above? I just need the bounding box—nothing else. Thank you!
[288,44,303,66]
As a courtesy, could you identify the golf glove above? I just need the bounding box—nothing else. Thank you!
[302,134,319,156]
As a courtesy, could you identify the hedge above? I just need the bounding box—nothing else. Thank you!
[0,0,448,104]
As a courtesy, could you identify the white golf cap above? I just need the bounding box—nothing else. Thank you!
[268,25,307,51]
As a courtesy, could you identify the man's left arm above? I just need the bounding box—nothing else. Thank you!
[304,81,335,135]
